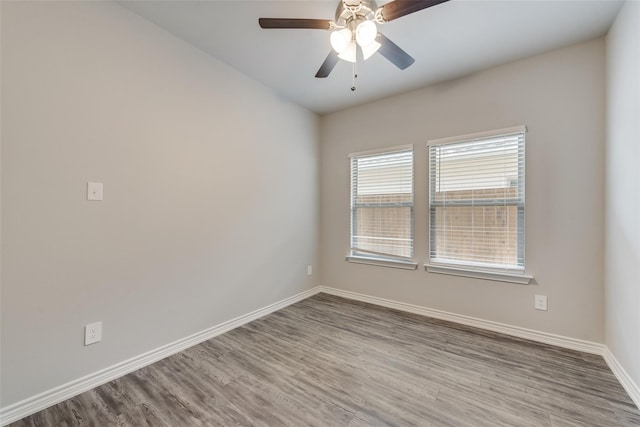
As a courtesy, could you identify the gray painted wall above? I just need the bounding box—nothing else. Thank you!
[319,38,606,343]
[605,0,640,395]
[1,1,318,407]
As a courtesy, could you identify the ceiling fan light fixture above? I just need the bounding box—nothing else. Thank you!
[330,28,352,53]
[355,20,377,47]
[361,40,381,60]
[338,40,357,63]
[259,0,450,79]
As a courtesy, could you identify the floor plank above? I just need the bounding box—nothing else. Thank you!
[8,294,640,426]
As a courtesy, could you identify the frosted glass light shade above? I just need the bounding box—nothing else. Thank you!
[355,20,377,47]
[338,41,356,63]
[330,28,352,53]
[361,40,381,60]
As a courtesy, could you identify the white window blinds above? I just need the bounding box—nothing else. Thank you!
[350,146,414,261]
[428,128,525,270]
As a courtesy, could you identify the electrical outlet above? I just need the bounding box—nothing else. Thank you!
[85,321,102,345]
[534,295,548,311]
[307,265,313,276]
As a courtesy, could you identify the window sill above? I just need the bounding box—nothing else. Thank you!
[424,263,533,285]
[347,255,418,270]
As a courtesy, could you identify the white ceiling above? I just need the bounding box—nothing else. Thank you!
[120,0,623,115]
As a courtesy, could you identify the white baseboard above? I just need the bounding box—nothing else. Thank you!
[0,287,321,426]
[603,347,640,409]
[319,286,604,355]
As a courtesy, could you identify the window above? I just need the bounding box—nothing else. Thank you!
[427,127,528,282]
[348,145,416,269]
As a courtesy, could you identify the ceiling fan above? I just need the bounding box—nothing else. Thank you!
[259,0,449,81]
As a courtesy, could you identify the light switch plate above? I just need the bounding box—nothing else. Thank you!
[87,182,103,201]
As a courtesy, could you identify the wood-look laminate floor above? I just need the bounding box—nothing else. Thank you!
[9,293,640,426]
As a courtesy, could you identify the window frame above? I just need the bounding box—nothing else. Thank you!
[347,145,418,270]
[425,126,532,284]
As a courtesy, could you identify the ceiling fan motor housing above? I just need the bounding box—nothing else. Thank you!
[335,0,378,29]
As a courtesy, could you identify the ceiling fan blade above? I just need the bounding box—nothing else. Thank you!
[258,18,333,30]
[379,0,449,22]
[315,51,340,78]
[376,33,415,70]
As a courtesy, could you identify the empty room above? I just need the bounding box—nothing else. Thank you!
[1,0,639,425]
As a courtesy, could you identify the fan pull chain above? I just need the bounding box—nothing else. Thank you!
[351,59,358,91]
